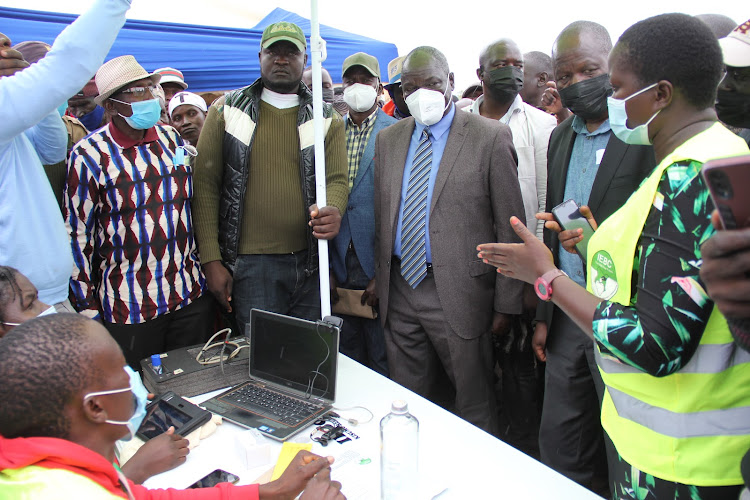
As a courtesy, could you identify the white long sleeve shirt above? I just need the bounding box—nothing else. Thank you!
[0,0,131,304]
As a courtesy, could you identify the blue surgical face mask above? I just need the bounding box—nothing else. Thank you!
[84,365,149,441]
[110,98,162,130]
[606,82,660,145]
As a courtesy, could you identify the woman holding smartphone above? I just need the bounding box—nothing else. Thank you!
[478,13,750,500]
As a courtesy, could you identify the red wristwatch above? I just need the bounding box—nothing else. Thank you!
[534,269,568,301]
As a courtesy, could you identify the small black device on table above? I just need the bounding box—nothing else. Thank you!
[136,391,212,441]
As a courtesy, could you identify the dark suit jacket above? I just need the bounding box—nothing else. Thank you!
[538,115,656,328]
[331,108,398,283]
[374,110,526,340]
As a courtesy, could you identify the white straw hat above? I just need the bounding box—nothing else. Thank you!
[95,55,161,106]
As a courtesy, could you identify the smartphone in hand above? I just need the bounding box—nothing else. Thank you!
[551,199,596,262]
[702,154,750,229]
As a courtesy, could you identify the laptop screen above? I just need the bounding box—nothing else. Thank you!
[249,309,338,400]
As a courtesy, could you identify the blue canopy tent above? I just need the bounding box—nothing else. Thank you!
[0,6,398,91]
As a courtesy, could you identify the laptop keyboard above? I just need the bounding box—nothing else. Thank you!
[221,383,323,427]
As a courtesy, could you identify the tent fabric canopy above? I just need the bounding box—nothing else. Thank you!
[0,6,398,92]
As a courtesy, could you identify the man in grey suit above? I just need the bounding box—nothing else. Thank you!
[330,52,396,376]
[373,46,526,434]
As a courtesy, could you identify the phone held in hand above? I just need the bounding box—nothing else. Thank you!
[701,154,750,229]
[551,199,596,262]
[189,469,240,488]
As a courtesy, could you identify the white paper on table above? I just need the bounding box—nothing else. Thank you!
[143,428,273,490]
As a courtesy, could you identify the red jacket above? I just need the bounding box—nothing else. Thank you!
[0,435,259,499]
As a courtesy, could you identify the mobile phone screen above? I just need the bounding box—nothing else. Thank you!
[551,199,596,261]
[189,469,240,488]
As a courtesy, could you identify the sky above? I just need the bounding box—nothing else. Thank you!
[3,0,746,91]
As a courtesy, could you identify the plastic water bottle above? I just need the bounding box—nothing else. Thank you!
[380,400,419,500]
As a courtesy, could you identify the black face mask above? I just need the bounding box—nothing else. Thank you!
[716,89,750,129]
[486,66,524,103]
[322,88,334,104]
[558,74,612,121]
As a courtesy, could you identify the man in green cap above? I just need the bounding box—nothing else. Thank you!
[330,52,396,376]
[193,21,348,326]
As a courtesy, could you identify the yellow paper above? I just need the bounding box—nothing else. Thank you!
[270,442,313,481]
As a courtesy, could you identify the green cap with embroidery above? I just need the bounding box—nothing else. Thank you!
[261,22,306,52]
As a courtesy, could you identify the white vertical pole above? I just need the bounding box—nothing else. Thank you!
[310,0,331,318]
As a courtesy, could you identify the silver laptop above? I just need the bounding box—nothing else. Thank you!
[201,309,340,441]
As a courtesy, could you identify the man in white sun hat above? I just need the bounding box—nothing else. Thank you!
[168,91,208,145]
[65,55,213,368]
[717,18,750,146]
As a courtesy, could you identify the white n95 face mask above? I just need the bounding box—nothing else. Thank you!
[405,86,450,126]
[343,83,378,113]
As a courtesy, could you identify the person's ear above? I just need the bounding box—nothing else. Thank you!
[476,67,483,80]
[538,72,549,87]
[654,80,673,111]
[377,82,384,96]
[448,72,455,92]
[82,395,109,424]
[103,100,118,118]
[303,53,308,67]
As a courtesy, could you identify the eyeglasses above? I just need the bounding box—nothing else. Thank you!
[116,85,157,99]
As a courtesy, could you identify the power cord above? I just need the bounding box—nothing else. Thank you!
[195,328,249,372]
[331,405,374,426]
[305,320,331,399]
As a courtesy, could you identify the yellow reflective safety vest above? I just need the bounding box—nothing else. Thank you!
[586,123,750,486]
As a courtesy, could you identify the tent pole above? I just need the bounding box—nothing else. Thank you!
[310,0,331,319]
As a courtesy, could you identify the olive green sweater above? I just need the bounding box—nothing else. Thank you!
[193,99,348,264]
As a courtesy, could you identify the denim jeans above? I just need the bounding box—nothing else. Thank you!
[232,250,321,332]
[337,245,389,377]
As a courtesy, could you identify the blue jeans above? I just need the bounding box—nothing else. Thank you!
[232,251,321,332]
[337,245,389,377]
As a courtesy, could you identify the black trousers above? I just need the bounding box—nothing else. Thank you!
[539,307,610,494]
[106,294,215,369]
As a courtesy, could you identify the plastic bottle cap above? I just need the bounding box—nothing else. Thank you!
[391,400,408,413]
[151,354,162,366]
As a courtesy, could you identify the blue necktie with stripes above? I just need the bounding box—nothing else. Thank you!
[400,128,432,288]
